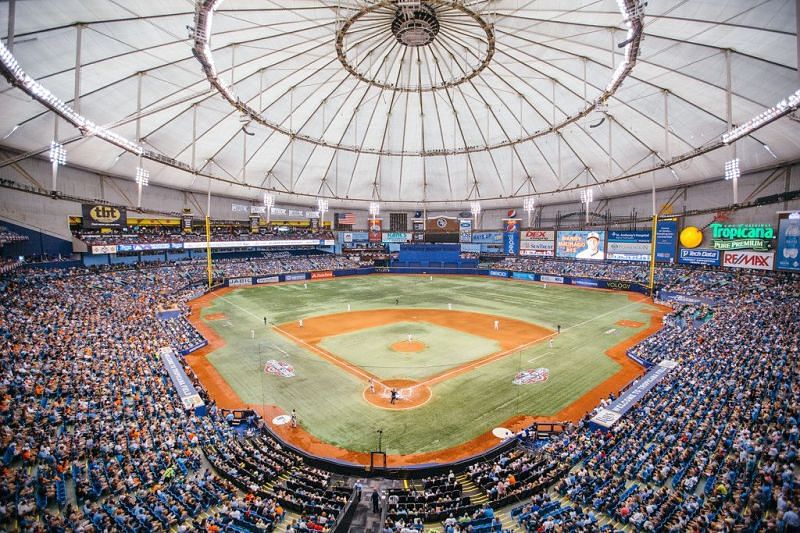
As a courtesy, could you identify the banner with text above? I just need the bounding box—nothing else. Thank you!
[678,248,720,266]
[82,204,128,229]
[607,230,652,262]
[722,250,775,271]
[556,230,606,260]
[776,215,800,272]
[655,220,677,263]
[520,230,555,257]
[459,219,473,243]
[503,219,521,255]
[368,219,383,243]
[159,347,205,415]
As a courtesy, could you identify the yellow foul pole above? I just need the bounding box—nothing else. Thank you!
[205,215,213,289]
[648,214,658,299]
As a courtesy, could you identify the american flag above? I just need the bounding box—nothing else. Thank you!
[338,213,355,225]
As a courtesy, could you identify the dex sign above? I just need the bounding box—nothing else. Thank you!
[710,223,774,251]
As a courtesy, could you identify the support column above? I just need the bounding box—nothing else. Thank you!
[725,49,738,204]
[73,24,83,114]
[6,0,15,53]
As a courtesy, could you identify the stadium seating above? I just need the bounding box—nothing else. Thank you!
[0,256,797,532]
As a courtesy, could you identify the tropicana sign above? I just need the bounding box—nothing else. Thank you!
[710,223,774,251]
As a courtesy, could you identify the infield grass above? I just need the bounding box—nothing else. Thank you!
[198,275,657,455]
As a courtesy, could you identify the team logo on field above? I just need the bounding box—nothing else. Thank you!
[264,360,295,378]
[512,368,549,385]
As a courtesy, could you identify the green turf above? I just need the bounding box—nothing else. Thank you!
[317,321,501,381]
[198,275,656,455]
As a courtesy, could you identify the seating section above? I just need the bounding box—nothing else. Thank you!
[0,256,797,531]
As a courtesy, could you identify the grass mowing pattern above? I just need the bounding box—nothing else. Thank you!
[199,275,654,454]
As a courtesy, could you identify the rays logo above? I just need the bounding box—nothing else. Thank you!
[512,368,549,385]
[264,360,295,378]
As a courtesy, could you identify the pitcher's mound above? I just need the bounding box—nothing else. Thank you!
[364,379,431,410]
[390,340,426,353]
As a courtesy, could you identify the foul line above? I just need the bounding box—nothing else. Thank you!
[272,325,375,383]
[417,298,647,388]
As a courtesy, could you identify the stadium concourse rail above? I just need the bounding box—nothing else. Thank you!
[204,265,656,477]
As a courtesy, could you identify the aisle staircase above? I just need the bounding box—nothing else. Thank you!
[456,473,488,507]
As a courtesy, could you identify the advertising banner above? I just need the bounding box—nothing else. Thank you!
[722,250,775,271]
[413,232,424,242]
[368,219,383,243]
[520,230,555,257]
[776,215,800,272]
[82,204,127,229]
[91,245,117,254]
[117,243,172,252]
[159,347,205,415]
[426,216,458,233]
[342,232,353,243]
[589,360,677,429]
[228,277,253,287]
[655,220,677,263]
[489,270,509,277]
[511,272,537,281]
[710,223,775,251]
[607,230,652,262]
[181,212,193,234]
[556,230,606,260]
[310,270,334,279]
[503,219,521,255]
[254,276,280,284]
[459,219,473,243]
[284,273,307,281]
[182,239,325,249]
[573,278,600,288]
[350,231,369,242]
[382,232,410,243]
[472,232,503,243]
[460,243,481,253]
[657,290,718,307]
[678,248,720,266]
[540,275,565,284]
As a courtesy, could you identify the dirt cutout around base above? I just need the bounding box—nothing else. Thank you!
[390,340,427,353]
[363,379,432,410]
[616,319,645,328]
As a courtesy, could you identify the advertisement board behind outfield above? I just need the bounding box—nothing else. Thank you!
[254,276,280,284]
[722,250,774,271]
[310,270,334,279]
[228,277,253,286]
[678,248,721,266]
[539,275,564,284]
[489,270,509,277]
[285,273,307,281]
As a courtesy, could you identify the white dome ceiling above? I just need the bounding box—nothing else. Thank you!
[0,0,798,208]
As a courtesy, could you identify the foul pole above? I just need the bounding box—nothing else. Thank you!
[648,214,658,299]
[205,215,213,289]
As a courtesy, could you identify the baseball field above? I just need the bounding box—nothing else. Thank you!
[186,275,664,463]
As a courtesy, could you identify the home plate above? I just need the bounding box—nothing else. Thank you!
[272,415,292,426]
[492,427,514,440]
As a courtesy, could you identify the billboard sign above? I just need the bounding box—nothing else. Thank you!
[503,219,521,255]
[382,232,410,243]
[472,232,503,243]
[722,250,775,271]
[285,273,307,281]
[710,223,775,251]
[254,276,280,284]
[489,270,509,278]
[655,220,677,263]
[776,214,800,272]
[540,275,564,284]
[678,248,720,266]
[368,219,382,243]
[520,230,555,257]
[459,218,473,243]
[607,230,651,261]
[82,204,127,229]
[310,270,334,279]
[91,245,117,254]
[556,230,606,260]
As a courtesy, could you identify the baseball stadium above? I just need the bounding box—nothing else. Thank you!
[0,2,798,533]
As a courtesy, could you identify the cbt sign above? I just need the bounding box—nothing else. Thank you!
[722,251,774,271]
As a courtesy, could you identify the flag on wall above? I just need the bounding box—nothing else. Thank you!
[338,213,356,225]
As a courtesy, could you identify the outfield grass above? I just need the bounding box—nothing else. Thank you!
[318,321,500,381]
[198,275,656,455]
